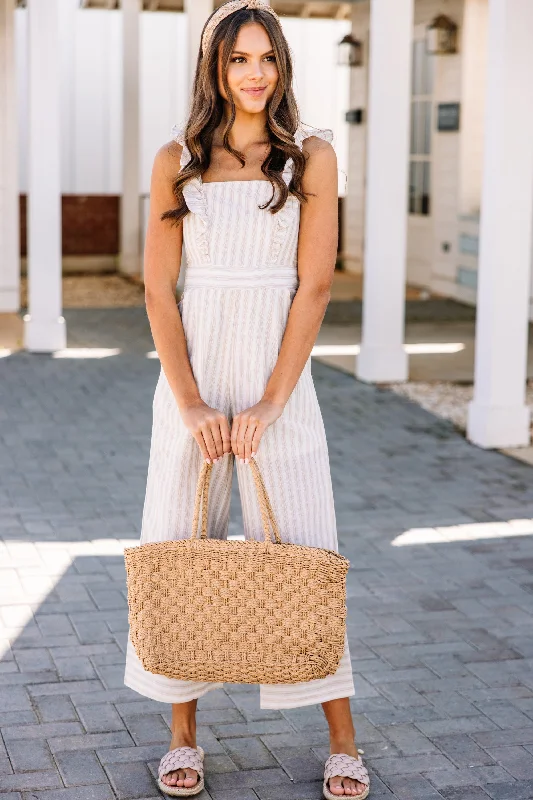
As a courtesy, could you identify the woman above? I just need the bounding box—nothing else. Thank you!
[123,1,370,797]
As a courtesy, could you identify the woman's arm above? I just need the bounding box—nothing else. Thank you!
[231,136,338,462]
[144,142,231,464]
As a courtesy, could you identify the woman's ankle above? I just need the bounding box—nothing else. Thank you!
[169,731,197,749]
[170,700,198,749]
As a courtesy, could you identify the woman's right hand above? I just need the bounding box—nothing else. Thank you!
[180,401,232,464]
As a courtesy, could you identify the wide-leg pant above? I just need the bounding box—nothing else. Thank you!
[123,286,355,709]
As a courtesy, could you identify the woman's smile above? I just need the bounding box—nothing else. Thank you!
[241,86,267,96]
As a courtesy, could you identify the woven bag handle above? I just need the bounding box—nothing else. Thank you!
[190,458,282,544]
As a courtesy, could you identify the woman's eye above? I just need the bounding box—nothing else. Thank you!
[230,56,275,63]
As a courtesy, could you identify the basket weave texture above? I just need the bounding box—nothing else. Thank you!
[124,458,349,684]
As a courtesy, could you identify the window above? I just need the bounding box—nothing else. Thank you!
[409,39,434,216]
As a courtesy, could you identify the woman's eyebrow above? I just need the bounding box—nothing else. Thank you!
[231,49,275,56]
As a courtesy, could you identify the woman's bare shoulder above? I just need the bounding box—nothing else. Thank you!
[301,134,335,160]
[301,135,336,187]
[153,139,183,182]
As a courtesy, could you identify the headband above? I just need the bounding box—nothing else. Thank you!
[201,1,281,56]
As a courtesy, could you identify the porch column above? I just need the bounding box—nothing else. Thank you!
[356,0,413,383]
[185,0,215,85]
[467,0,533,448]
[0,0,19,313]
[119,0,141,276]
[24,0,66,352]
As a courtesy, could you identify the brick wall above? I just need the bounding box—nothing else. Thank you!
[19,195,120,257]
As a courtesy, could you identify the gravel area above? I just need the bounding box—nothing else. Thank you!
[20,273,146,308]
[385,379,533,435]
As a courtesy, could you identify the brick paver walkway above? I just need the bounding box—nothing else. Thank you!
[2,310,533,799]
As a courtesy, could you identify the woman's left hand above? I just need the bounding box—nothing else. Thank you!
[231,399,285,463]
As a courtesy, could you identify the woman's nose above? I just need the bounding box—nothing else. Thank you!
[247,60,264,79]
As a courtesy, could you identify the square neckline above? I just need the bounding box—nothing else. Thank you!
[201,178,272,186]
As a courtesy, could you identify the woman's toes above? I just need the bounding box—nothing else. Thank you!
[183,768,198,787]
[328,776,346,795]
[162,770,177,786]
[328,776,367,796]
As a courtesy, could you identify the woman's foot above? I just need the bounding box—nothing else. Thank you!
[161,700,199,790]
[160,735,200,790]
[321,697,367,797]
[327,738,367,797]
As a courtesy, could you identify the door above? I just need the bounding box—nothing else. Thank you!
[407,27,435,288]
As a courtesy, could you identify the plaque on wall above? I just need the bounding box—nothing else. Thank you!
[437,103,460,132]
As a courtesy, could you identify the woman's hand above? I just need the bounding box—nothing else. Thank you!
[180,401,232,464]
[231,399,285,463]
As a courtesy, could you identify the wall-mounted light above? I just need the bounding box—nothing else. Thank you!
[426,15,458,55]
[337,33,363,67]
[345,109,364,125]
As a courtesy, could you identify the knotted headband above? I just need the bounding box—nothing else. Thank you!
[201,1,281,56]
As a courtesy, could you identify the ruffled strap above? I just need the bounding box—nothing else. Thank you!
[295,122,334,150]
[282,123,334,187]
[170,124,209,253]
[170,123,190,171]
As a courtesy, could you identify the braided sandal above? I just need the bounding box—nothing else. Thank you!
[323,751,370,800]
[157,745,205,797]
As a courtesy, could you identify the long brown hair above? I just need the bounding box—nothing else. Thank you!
[162,5,309,226]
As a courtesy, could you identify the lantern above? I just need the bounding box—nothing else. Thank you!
[426,15,458,55]
[337,33,363,67]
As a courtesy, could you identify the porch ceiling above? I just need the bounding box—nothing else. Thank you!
[76,1,355,20]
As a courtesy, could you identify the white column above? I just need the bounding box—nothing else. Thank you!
[467,0,533,449]
[119,0,141,277]
[0,0,19,313]
[356,0,413,383]
[185,0,214,87]
[24,0,66,352]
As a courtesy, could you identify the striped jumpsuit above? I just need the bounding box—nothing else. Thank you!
[123,123,355,709]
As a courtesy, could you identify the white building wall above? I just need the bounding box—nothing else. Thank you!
[14,3,349,199]
[344,0,488,298]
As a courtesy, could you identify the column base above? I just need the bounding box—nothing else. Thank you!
[0,287,20,313]
[356,343,408,383]
[23,314,67,352]
[467,401,531,449]
[118,252,142,277]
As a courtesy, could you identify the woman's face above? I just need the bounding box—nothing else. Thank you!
[217,22,279,113]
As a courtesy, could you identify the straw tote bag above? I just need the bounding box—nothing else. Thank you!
[124,458,350,684]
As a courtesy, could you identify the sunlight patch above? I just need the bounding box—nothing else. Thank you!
[52,348,121,359]
[311,343,465,358]
[392,518,533,546]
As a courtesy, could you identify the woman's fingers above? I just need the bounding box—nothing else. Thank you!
[209,416,226,460]
[201,425,218,463]
[193,432,210,463]
[230,413,240,458]
[232,415,260,462]
[251,423,264,458]
[243,419,257,462]
[236,416,248,461]
[218,415,233,455]
[231,414,247,461]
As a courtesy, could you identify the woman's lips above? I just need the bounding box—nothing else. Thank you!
[242,87,266,95]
